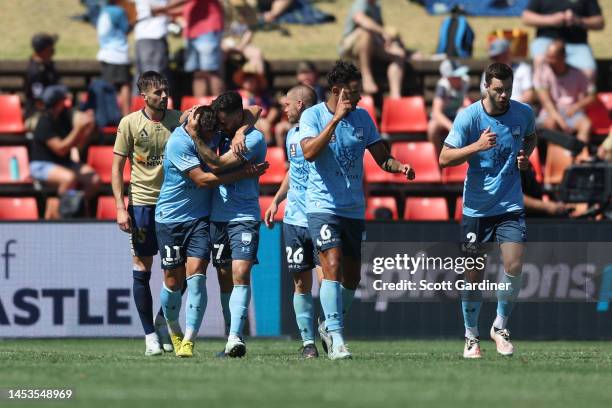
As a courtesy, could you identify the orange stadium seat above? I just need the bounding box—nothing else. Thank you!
[358,95,377,127]
[259,146,286,185]
[363,150,394,183]
[441,161,468,183]
[259,196,286,221]
[544,144,573,185]
[0,197,38,220]
[585,98,611,136]
[180,96,216,111]
[529,147,543,183]
[390,141,441,183]
[131,96,174,112]
[597,92,612,112]
[404,197,449,221]
[87,146,131,183]
[0,146,31,183]
[454,197,463,222]
[365,196,398,220]
[380,96,428,134]
[0,94,26,135]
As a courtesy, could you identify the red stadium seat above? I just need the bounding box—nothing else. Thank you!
[454,197,463,221]
[390,142,441,183]
[0,94,26,135]
[131,96,174,112]
[441,162,468,183]
[259,146,286,185]
[529,147,543,183]
[180,96,216,111]
[585,98,611,136]
[259,196,286,221]
[597,92,612,112]
[87,146,131,183]
[358,95,377,127]
[96,196,128,220]
[0,197,38,220]
[544,144,573,185]
[365,196,398,220]
[380,96,428,134]
[0,146,31,183]
[404,197,449,221]
[363,150,394,183]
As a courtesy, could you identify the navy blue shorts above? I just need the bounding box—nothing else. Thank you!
[461,210,527,244]
[283,223,319,273]
[307,213,365,258]
[155,217,211,270]
[128,205,158,257]
[210,221,260,267]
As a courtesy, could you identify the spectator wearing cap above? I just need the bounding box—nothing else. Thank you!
[428,59,469,158]
[522,0,605,81]
[296,61,325,102]
[534,40,594,145]
[24,33,60,130]
[97,0,131,117]
[339,0,406,98]
[30,85,99,220]
[133,0,171,90]
[480,39,535,105]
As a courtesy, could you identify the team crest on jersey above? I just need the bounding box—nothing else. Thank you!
[355,127,364,141]
[241,233,252,245]
[289,143,297,157]
[330,133,337,143]
[511,125,521,138]
[139,129,150,142]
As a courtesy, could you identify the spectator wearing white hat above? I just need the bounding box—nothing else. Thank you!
[480,39,535,105]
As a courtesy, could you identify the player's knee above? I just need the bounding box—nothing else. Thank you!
[504,259,522,276]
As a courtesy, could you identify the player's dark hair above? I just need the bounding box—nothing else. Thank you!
[194,105,217,132]
[137,71,168,93]
[326,60,362,88]
[211,91,243,114]
[484,62,514,85]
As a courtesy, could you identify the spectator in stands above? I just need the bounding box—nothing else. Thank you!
[24,33,60,131]
[534,40,595,145]
[233,62,279,145]
[522,0,605,81]
[258,0,294,24]
[134,0,171,90]
[598,129,612,162]
[97,0,132,116]
[222,0,266,75]
[480,39,535,105]
[30,85,100,219]
[521,164,573,217]
[159,0,225,96]
[339,0,406,98]
[296,60,325,102]
[428,59,469,158]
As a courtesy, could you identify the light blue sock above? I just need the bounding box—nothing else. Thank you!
[320,279,343,332]
[185,274,207,337]
[160,283,182,323]
[341,285,355,316]
[229,285,250,337]
[461,288,482,337]
[293,293,314,344]
[220,292,231,335]
[495,273,523,329]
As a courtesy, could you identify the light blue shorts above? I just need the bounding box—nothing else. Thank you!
[30,161,80,181]
[530,37,596,71]
[184,31,223,72]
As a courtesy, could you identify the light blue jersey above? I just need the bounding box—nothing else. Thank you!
[284,126,309,228]
[211,127,267,222]
[299,102,381,219]
[445,100,536,217]
[155,125,215,223]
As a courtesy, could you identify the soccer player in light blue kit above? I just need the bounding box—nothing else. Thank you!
[203,92,267,358]
[299,61,415,360]
[263,84,322,358]
[440,62,537,359]
[155,105,267,357]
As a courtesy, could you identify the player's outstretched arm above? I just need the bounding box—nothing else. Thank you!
[187,162,269,188]
[368,141,415,180]
[264,172,290,228]
[111,153,131,233]
[439,127,497,168]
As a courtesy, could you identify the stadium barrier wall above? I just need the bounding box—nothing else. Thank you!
[0,223,281,338]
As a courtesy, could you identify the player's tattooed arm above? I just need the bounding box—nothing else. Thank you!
[369,141,415,180]
[232,105,263,156]
[522,132,537,157]
[188,162,269,188]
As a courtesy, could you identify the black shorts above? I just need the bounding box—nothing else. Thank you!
[283,223,319,273]
[128,205,158,257]
[101,62,131,87]
[155,217,211,270]
[307,213,365,259]
[210,221,260,267]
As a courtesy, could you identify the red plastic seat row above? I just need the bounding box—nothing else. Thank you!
[0,94,26,135]
[0,197,38,220]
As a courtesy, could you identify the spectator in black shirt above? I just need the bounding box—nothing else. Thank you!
[24,33,61,130]
[30,85,99,219]
[521,163,572,216]
[522,0,604,81]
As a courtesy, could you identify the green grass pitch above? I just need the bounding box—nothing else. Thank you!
[1,339,611,408]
